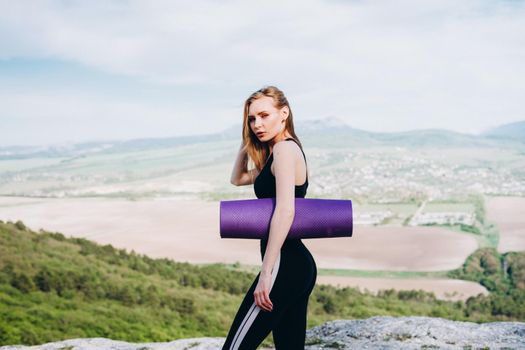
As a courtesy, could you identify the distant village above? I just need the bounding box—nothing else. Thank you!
[310,147,523,226]
[353,209,476,226]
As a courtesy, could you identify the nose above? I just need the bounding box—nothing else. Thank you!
[254,118,263,129]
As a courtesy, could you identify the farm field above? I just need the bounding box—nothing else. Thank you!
[315,275,488,301]
[0,196,482,300]
[485,195,525,253]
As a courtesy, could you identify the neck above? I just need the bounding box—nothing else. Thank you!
[269,132,292,153]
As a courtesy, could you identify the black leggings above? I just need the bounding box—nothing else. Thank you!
[222,238,317,350]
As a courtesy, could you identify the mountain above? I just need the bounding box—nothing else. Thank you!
[0,118,523,160]
[481,120,525,140]
[369,128,496,148]
[0,134,218,160]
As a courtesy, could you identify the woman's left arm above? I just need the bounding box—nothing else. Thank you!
[261,141,297,276]
[253,141,297,311]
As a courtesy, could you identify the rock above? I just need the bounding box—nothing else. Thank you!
[304,315,525,349]
[0,337,226,350]
[1,316,524,350]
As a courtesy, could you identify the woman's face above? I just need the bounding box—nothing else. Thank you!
[248,96,288,143]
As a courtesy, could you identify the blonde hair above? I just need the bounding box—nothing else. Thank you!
[242,85,304,172]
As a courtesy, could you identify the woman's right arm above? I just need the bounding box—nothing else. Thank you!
[230,142,260,186]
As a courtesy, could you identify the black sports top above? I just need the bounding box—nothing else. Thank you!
[254,137,308,199]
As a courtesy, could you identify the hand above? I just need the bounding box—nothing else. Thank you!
[254,272,273,312]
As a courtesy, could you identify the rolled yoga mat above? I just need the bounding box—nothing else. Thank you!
[220,197,353,239]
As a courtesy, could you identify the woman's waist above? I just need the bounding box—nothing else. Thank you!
[260,237,305,250]
[259,238,316,266]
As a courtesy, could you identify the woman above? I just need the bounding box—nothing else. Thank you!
[222,86,317,349]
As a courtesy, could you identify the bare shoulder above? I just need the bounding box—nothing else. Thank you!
[270,140,302,175]
[273,139,300,157]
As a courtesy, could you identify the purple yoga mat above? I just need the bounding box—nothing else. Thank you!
[220,197,353,239]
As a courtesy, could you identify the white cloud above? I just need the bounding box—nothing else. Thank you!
[0,0,524,145]
[0,90,228,145]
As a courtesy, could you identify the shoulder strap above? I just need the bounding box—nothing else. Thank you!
[285,138,307,162]
[285,138,308,179]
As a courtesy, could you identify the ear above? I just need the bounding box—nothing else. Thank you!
[280,105,290,121]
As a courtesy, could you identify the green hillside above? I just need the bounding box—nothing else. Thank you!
[0,220,523,347]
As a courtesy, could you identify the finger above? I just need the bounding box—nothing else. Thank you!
[264,289,273,305]
[263,291,273,310]
[258,291,271,311]
[255,291,269,312]
[254,292,264,311]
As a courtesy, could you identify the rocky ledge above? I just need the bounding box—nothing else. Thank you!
[1,316,524,350]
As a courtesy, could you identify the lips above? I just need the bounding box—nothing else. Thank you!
[256,132,265,137]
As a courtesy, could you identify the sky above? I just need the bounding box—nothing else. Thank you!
[0,0,524,147]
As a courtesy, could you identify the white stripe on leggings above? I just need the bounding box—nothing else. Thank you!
[229,252,281,350]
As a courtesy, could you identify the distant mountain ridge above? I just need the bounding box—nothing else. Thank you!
[481,120,525,139]
[1,118,523,159]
